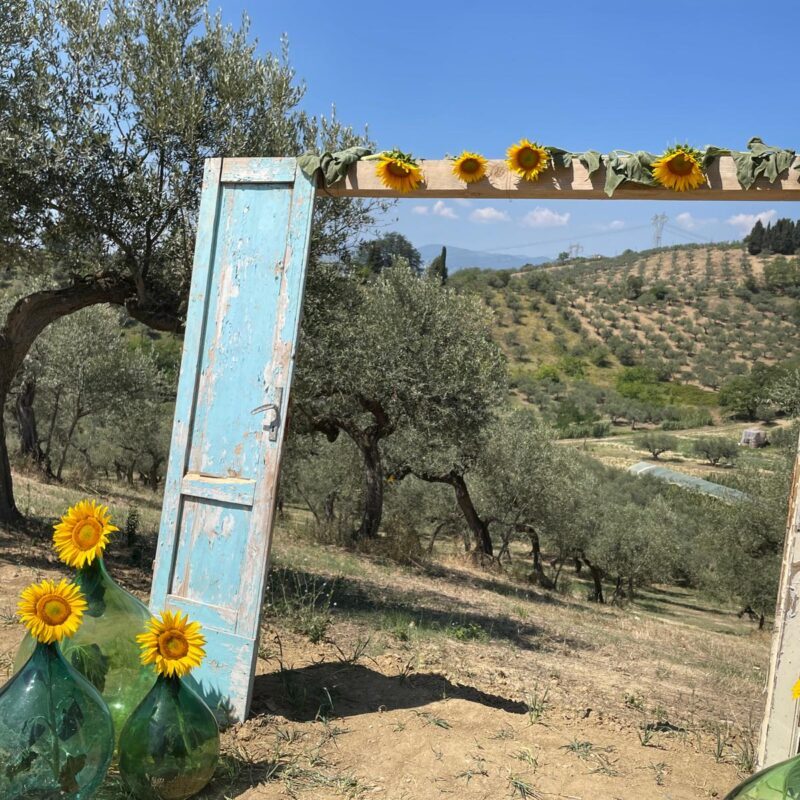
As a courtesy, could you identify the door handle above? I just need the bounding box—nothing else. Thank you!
[251,387,284,441]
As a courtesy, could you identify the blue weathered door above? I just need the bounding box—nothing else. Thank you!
[150,157,315,721]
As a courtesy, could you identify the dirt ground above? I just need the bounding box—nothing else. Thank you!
[0,505,770,800]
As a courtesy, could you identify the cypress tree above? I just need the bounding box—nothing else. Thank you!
[426,246,448,284]
[746,220,765,255]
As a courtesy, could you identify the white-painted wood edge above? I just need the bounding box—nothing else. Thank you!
[318,157,800,200]
[759,430,800,768]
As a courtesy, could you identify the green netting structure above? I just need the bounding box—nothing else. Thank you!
[629,462,748,502]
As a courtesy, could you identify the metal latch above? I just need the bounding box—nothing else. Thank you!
[251,387,284,441]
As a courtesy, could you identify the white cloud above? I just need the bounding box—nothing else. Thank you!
[412,201,458,219]
[470,207,510,223]
[595,219,625,231]
[432,200,458,219]
[727,209,777,235]
[521,206,570,228]
[676,212,718,230]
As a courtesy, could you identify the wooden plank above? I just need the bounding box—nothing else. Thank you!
[165,594,238,630]
[234,163,316,646]
[180,473,256,506]
[759,431,800,767]
[321,156,800,200]
[220,157,297,184]
[151,158,223,608]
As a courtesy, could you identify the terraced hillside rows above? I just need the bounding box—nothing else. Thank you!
[451,245,800,435]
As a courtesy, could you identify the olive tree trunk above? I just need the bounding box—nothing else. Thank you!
[354,434,383,540]
[0,275,180,523]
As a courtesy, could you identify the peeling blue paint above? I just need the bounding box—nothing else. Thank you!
[150,159,316,722]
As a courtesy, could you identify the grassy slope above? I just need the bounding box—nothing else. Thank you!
[0,479,768,799]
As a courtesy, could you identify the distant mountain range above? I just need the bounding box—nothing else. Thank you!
[418,244,552,272]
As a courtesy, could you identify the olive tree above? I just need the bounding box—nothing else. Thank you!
[296,262,506,546]
[699,461,791,627]
[638,432,679,460]
[477,411,574,577]
[0,0,373,521]
[17,306,171,481]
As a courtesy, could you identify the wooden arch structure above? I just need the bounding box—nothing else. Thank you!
[148,155,800,769]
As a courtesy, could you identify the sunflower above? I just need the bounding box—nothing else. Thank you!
[374,150,423,193]
[53,499,118,568]
[17,578,87,644]
[651,145,706,192]
[138,610,206,678]
[452,151,488,184]
[794,679,800,700]
[506,139,549,181]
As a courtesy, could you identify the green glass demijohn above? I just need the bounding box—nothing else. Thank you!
[724,754,800,799]
[119,609,219,800]
[15,500,156,746]
[15,556,156,745]
[1,579,114,800]
[119,674,220,800]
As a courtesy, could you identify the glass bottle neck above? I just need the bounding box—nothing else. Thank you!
[75,557,111,612]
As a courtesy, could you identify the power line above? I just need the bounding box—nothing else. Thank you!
[663,223,714,244]
[490,223,652,253]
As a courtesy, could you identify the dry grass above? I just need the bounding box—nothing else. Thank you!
[0,478,769,799]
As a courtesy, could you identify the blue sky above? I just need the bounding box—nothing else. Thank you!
[219,0,800,260]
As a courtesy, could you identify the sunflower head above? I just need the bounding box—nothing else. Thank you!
[793,678,800,700]
[53,499,118,568]
[18,578,87,644]
[138,610,206,678]
[506,140,549,181]
[375,149,424,193]
[452,151,488,184]
[651,145,706,192]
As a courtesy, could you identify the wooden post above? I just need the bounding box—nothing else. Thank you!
[759,431,800,767]
[150,157,315,722]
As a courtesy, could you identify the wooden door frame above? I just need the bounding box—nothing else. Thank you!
[153,155,800,766]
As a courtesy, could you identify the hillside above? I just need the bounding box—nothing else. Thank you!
[0,476,770,800]
[450,244,800,437]
[418,244,551,272]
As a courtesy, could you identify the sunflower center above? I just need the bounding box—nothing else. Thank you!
[72,518,102,550]
[158,630,189,660]
[667,153,695,176]
[36,595,71,626]
[460,158,479,174]
[518,148,540,169]
[387,161,409,177]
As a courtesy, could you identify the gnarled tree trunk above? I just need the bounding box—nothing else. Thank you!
[354,434,383,540]
[14,376,52,477]
[0,274,181,523]
[411,468,493,556]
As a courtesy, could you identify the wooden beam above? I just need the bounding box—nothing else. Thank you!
[318,156,800,200]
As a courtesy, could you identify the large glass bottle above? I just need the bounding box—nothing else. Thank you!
[119,674,220,800]
[15,557,156,744]
[0,640,114,799]
[724,754,800,798]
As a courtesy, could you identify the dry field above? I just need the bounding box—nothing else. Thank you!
[0,475,772,800]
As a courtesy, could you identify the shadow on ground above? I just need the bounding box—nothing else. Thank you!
[251,661,529,722]
[267,566,592,655]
